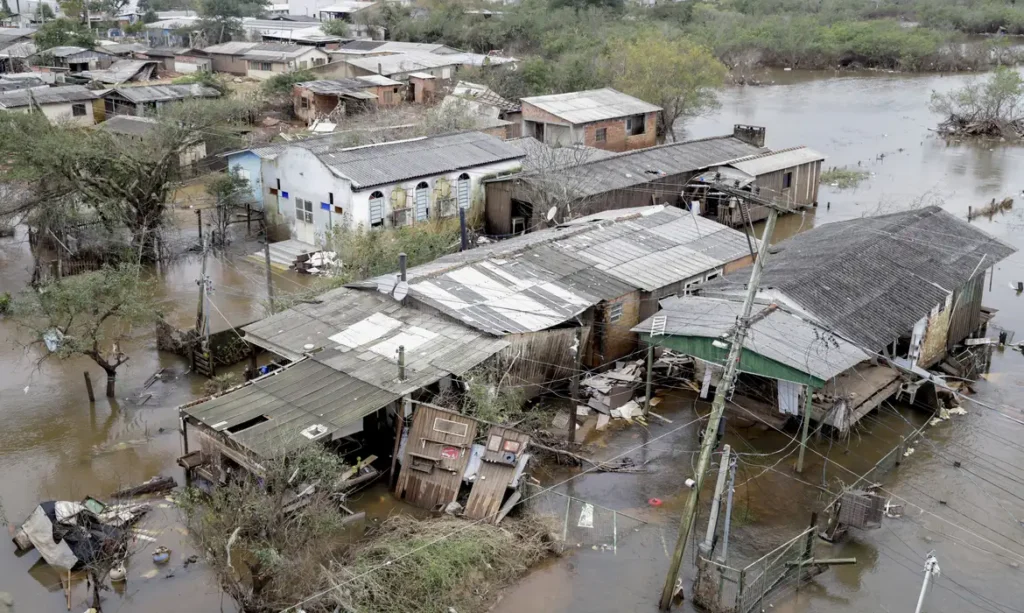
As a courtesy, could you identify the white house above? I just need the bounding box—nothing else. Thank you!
[240,131,526,244]
[0,85,98,125]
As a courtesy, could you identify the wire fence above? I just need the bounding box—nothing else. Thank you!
[692,526,815,613]
[523,483,648,553]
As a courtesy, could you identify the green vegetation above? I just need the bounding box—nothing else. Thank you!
[33,19,96,51]
[461,367,526,424]
[320,18,349,37]
[172,70,230,94]
[931,65,1024,137]
[11,264,156,397]
[327,515,555,613]
[261,69,316,96]
[820,166,871,189]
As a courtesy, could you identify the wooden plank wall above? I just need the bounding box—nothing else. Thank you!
[465,426,531,522]
[395,405,477,511]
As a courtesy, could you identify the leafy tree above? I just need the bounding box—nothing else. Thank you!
[0,0,11,18]
[195,0,269,43]
[12,264,156,397]
[549,0,622,11]
[34,18,97,50]
[320,18,349,37]
[930,65,1024,136]
[36,2,57,19]
[606,34,727,140]
[0,98,259,262]
[261,68,315,96]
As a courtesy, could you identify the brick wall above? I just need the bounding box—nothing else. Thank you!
[581,112,657,151]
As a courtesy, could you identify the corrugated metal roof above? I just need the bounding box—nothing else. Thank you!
[319,1,376,12]
[202,41,260,56]
[183,358,399,458]
[0,27,37,45]
[100,43,149,55]
[109,83,220,103]
[242,43,321,61]
[634,296,869,382]
[505,135,767,200]
[344,52,461,75]
[702,206,1017,351]
[356,74,401,86]
[313,131,526,189]
[137,47,187,57]
[79,59,158,84]
[452,80,520,112]
[0,41,37,58]
[242,287,509,396]
[521,87,661,124]
[726,146,826,176]
[0,75,45,91]
[358,206,754,335]
[0,84,98,108]
[45,46,93,57]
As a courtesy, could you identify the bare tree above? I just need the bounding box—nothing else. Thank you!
[513,142,602,229]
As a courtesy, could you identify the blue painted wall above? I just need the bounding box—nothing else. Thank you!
[225,151,265,210]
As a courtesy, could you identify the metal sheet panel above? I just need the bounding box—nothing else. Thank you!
[521,87,661,124]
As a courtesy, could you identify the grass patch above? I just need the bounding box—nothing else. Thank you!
[820,166,870,189]
[326,515,557,613]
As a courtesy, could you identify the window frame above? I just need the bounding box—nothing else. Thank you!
[295,198,314,223]
[433,417,469,438]
[595,127,607,142]
[608,302,624,323]
[783,171,794,189]
[626,114,646,136]
[71,103,87,117]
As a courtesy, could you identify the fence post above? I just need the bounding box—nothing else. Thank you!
[83,372,95,403]
[737,569,745,613]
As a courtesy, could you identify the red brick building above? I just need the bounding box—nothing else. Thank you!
[520,87,661,153]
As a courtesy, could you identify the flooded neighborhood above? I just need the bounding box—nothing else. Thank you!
[3,3,1024,613]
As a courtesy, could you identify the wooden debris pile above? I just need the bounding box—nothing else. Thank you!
[936,115,1024,139]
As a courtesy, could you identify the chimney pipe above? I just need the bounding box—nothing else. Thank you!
[398,345,406,381]
[377,62,382,75]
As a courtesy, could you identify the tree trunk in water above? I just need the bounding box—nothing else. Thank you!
[106,373,116,398]
[91,570,103,611]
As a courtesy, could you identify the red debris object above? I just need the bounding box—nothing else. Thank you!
[649,498,663,507]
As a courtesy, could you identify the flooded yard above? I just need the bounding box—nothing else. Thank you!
[2,67,1024,613]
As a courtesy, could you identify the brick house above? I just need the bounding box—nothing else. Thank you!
[520,88,661,153]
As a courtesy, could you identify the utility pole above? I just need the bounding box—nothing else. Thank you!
[699,444,731,557]
[644,343,654,416]
[195,235,209,334]
[264,238,275,314]
[718,456,737,564]
[568,327,582,443]
[659,188,788,610]
[915,553,940,613]
[796,385,813,473]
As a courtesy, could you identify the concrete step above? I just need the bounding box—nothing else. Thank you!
[245,239,318,271]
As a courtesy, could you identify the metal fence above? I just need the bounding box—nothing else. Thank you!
[693,526,815,613]
[523,483,648,552]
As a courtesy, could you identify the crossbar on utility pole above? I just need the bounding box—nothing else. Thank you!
[915,553,940,613]
[659,188,789,610]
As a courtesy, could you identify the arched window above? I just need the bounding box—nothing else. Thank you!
[369,190,385,227]
[457,173,471,210]
[415,181,430,221]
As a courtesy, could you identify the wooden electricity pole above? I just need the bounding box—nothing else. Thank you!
[659,188,791,610]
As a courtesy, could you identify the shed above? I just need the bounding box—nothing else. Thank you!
[0,84,99,125]
[78,59,159,85]
[632,295,898,432]
[395,404,478,510]
[520,87,662,152]
[691,146,826,225]
[101,83,221,116]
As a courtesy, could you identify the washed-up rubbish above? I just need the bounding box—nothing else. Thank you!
[576,405,590,417]
[582,360,646,414]
[551,412,570,429]
[948,407,968,416]
[903,447,916,458]
[610,400,641,422]
[596,414,611,431]
[109,564,127,582]
[42,328,64,352]
[649,498,663,507]
[152,546,171,565]
[578,503,594,528]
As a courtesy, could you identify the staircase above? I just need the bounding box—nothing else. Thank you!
[246,239,317,271]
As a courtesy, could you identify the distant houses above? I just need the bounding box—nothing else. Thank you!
[100,84,221,118]
[202,42,329,79]
[0,84,99,125]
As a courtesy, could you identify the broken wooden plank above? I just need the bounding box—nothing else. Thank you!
[495,491,522,525]
[110,475,177,499]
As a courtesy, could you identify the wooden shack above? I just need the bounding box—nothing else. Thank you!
[395,404,478,511]
[464,426,530,522]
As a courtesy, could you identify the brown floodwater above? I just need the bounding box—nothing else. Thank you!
[494,69,1024,613]
[4,69,1024,613]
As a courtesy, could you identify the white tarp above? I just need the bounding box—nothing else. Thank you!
[777,380,800,416]
[22,506,80,570]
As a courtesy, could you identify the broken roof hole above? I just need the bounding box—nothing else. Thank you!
[227,415,270,434]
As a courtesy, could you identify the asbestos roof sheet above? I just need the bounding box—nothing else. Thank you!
[356,74,401,86]
[452,80,520,112]
[45,46,92,57]
[145,16,200,28]
[100,42,149,55]
[507,135,767,200]
[358,206,754,335]
[0,84,98,108]
[100,115,158,136]
[634,296,870,382]
[140,47,189,57]
[182,358,399,458]
[702,206,1017,351]
[0,76,45,91]
[726,146,826,176]
[521,87,661,124]
[242,287,509,396]
[298,78,378,95]
[108,83,220,103]
[312,131,526,189]
[0,27,37,45]
[319,1,376,12]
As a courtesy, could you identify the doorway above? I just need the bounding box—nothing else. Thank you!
[295,198,315,244]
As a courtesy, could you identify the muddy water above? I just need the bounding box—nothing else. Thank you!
[0,221,315,612]
[496,70,1024,613]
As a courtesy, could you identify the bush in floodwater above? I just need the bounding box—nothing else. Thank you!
[820,166,870,189]
[324,515,557,613]
[0,292,10,315]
